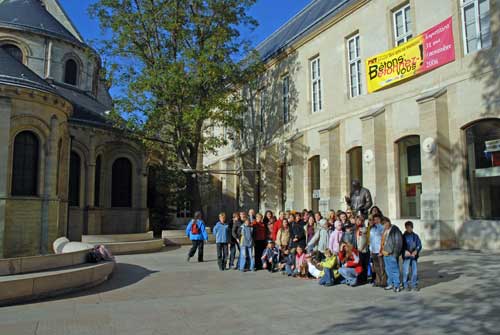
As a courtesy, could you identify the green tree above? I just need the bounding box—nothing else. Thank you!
[90,0,262,213]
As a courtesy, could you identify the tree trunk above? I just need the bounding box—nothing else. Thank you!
[187,174,202,217]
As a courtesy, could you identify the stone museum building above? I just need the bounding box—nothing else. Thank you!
[0,0,149,258]
[204,0,500,250]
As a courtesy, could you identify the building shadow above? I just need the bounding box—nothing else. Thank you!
[315,251,500,335]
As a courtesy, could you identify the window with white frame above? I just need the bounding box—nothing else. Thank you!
[347,34,362,98]
[282,76,290,124]
[310,57,322,113]
[393,4,412,46]
[462,0,491,54]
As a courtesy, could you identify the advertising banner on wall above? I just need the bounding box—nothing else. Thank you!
[366,17,455,93]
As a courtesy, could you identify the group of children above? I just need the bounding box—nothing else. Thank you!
[211,207,422,292]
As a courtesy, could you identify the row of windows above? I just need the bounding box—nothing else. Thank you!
[278,0,492,123]
[1,43,80,86]
[12,131,133,207]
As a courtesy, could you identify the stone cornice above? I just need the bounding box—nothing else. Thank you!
[360,105,386,121]
[416,87,448,104]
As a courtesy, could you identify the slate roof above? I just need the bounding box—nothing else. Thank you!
[256,0,358,61]
[0,47,56,93]
[0,0,82,45]
[52,82,111,127]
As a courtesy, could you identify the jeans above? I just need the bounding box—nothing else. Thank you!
[285,264,297,276]
[384,255,401,288]
[319,268,334,286]
[229,242,240,268]
[239,246,255,271]
[402,258,418,288]
[216,243,228,270]
[188,240,204,262]
[339,267,358,286]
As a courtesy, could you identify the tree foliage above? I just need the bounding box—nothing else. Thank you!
[90,0,262,212]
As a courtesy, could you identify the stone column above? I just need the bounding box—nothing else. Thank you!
[0,97,12,258]
[40,115,59,254]
[319,122,340,213]
[139,157,149,232]
[417,88,456,249]
[87,134,96,208]
[360,106,388,214]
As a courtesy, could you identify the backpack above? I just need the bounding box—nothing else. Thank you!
[87,248,103,263]
[191,220,200,235]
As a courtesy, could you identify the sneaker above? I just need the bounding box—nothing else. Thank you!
[394,287,401,293]
[384,285,394,291]
[413,286,420,292]
[406,287,412,292]
[372,283,378,287]
[186,256,191,262]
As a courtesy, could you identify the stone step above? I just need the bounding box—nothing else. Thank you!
[82,231,154,244]
[101,239,165,255]
[0,261,115,306]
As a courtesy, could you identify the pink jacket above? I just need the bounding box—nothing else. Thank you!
[328,221,344,254]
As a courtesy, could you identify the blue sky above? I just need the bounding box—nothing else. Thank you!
[61,0,312,48]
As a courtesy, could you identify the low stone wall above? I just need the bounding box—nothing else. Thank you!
[162,228,215,246]
[0,261,114,306]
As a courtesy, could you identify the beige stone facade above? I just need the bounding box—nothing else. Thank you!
[205,0,500,250]
[0,0,148,258]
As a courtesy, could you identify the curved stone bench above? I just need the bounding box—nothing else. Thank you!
[0,261,114,306]
[162,229,215,246]
[0,249,90,276]
[82,231,154,244]
[103,239,165,255]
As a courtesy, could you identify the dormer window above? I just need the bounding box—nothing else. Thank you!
[1,44,23,63]
[64,58,78,85]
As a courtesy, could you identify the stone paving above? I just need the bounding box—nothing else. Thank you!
[1,245,499,335]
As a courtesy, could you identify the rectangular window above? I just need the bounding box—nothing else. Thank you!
[282,76,290,124]
[347,34,362,98]
[393,4,412,46]
[462,0,491,54]
[310,57,322,113]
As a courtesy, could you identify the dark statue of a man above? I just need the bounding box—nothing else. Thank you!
[345,179,373,217]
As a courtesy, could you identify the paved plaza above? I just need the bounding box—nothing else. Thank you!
[1,246,499,335]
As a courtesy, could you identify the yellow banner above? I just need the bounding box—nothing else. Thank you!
[366,36,424,93]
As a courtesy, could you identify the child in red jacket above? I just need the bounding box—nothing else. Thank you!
[338,243,363,286]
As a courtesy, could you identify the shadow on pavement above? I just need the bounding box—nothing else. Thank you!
[315,252,500,335]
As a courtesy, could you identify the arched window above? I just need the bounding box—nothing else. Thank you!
[94,155,101,207]
[465,119,500,219]
[397,136,422,218]
[1,44,23,63]
[64,59,78,85]
[12,131,39,196]
[112,157,132,207]
[69,151,81,207]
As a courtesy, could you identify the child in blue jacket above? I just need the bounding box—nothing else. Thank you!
[186,211,209,262]
[261,240,279,272]
[213,212,230,271]
[402,221,422,291]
